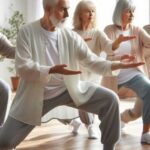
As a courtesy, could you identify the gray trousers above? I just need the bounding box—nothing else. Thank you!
[59,110,94,125]
[0,87,120,150]
[119,74,150,124]
[0,79,11,126]
[78,110,94,125]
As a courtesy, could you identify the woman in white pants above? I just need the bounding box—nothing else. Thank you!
[103,0,150,144]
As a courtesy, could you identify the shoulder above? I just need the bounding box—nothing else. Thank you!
[104,24,116,31]
[0,32,7,40]
[143,24,150,31]
[0,32,12,46]
[19,20,40,34]
[93,28,106,35]
[143,24,150,34]
[60,28,83,41]
[131,25,145,34]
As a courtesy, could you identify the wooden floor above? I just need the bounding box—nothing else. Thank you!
[16,99,150,150]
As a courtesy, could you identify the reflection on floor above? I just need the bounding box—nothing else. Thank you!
[17,98,150,150]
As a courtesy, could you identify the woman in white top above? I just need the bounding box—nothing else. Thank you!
[69,0,136,139]
[0,33,15,126]
[103,0,150,144]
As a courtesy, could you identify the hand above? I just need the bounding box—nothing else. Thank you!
[120,54,135,62]
[117,34,136,43]
[120,61,145,69]
[111,61,145,70]
[84,37,92,41]
[49,64,81,75]
[112,34,136,50]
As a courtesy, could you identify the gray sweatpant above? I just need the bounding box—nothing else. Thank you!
[59,110,94,125]
[0,79,11,126]
[0,87,120,150]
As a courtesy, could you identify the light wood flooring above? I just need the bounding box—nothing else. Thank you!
[16,98,150,150]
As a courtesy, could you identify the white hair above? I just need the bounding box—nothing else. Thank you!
[42,0,59,9]
[113,0,135,26]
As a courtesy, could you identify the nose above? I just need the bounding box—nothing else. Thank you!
[130,11,134,17]
[64,10,69,18]
[89,11,93,16]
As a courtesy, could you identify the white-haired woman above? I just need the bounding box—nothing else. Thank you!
[0,33,15,126]
[69,0,136,139]
[103,0,150,144]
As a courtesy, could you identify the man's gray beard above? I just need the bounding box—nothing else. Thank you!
[50,14,67,28]
[57,20,67,28]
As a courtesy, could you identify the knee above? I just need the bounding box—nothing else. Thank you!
[102,91,120,114]
[0,81,11,98]
[107,91,119,107]
[131,108,142,118]
[121,109,140,123]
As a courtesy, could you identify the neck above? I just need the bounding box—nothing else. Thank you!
[121,23,130,31]
[40,17,56,31]
[80,21,93,31]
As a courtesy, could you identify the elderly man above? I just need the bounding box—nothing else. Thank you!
[0,0,144,150]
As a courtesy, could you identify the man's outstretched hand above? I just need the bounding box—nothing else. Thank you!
[49,64,81,75]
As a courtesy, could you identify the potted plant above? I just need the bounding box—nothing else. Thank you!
[7,60,19,91]
[0,9,25,91]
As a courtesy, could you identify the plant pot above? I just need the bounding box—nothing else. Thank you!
[11,76,19,91]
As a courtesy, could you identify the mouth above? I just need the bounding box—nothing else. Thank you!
[61,19,67,23]
[128,18,133,21]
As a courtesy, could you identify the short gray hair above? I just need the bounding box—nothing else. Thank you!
[42,0,59,9]
[113,0,135,26]
[73,0,97,29]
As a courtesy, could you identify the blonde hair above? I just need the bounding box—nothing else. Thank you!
[73,0,97,29]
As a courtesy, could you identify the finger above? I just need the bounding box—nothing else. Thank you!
[128,35,136,38]
[60,64,67,67]
[125,36,136,40]
[84,37,92,41]
[126,56,135,61]
[64,70,82,75]
[125,62,145,68]
[135,62,145,66]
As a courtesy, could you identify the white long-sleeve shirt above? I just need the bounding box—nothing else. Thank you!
[10,20,113,125]
[74,28,113,83]
[41,27,66,100]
